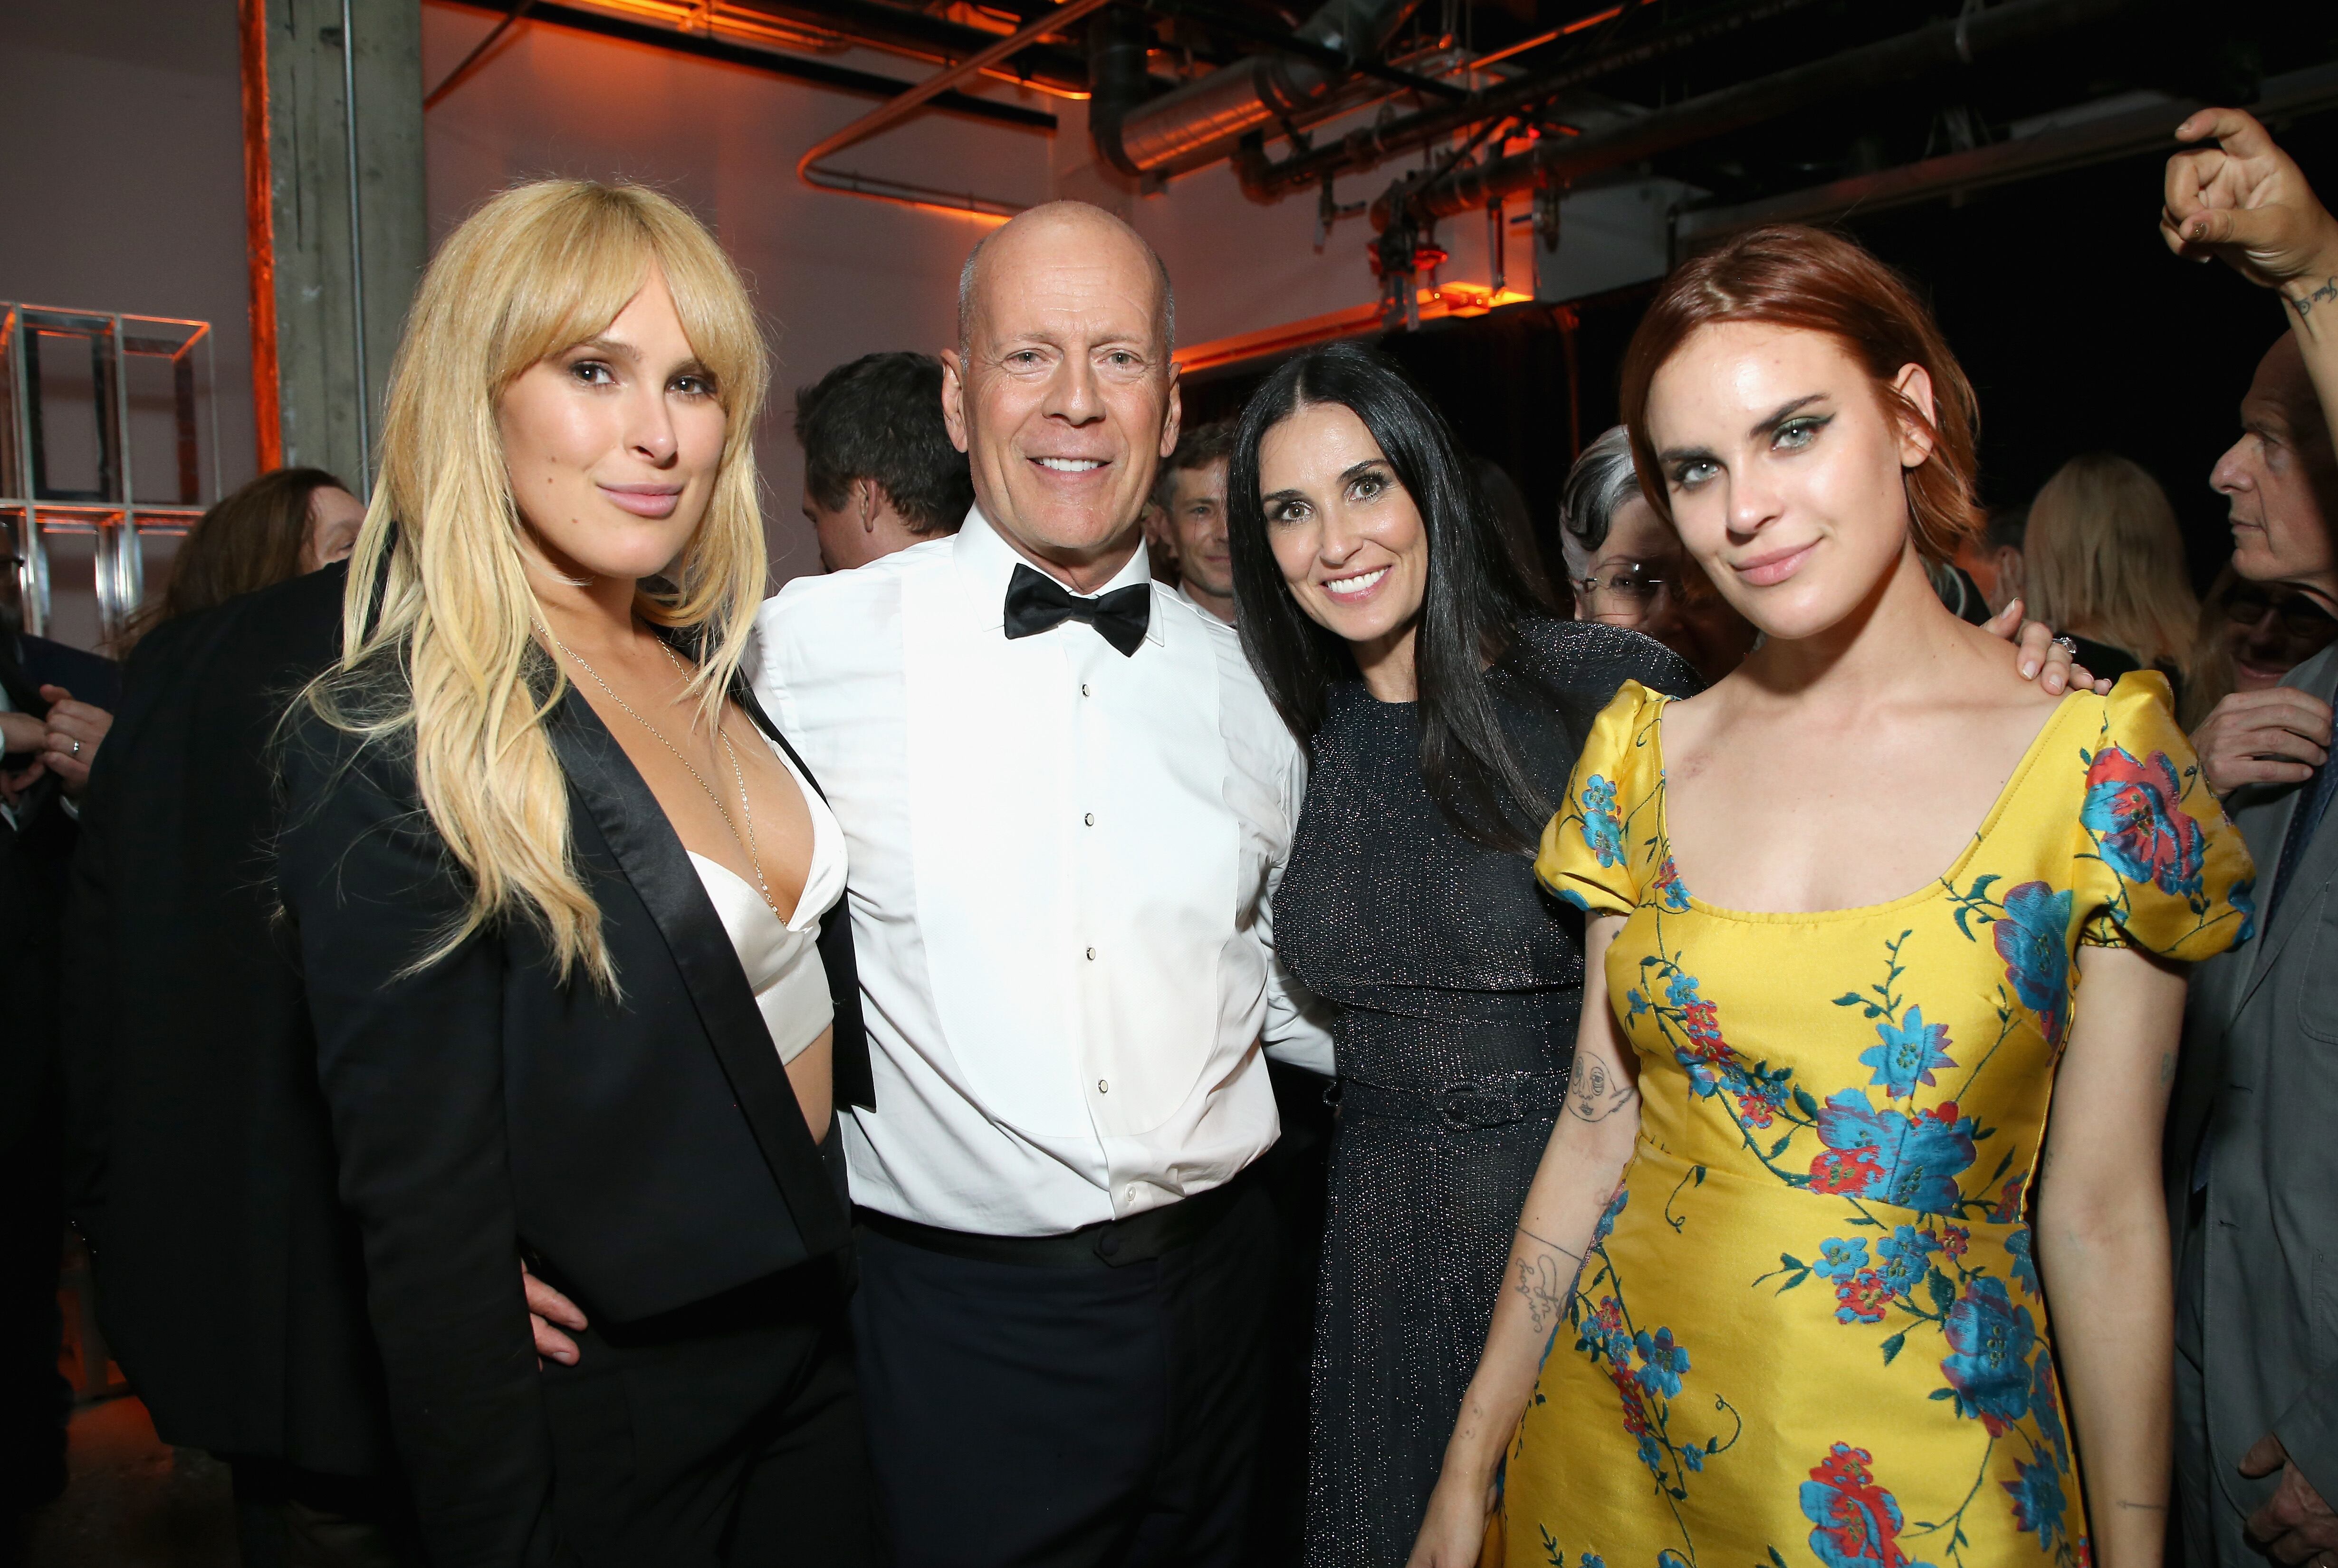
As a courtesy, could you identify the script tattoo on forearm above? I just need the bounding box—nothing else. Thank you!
[1567,1057,1639,1123]
[2290,277,2338,319]
[1514,1226,1585,1337]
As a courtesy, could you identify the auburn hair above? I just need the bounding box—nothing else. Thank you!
[1619,225,1985,565]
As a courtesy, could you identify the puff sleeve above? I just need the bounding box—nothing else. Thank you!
[1536,680,1670,918]
[2072,671,2258,959]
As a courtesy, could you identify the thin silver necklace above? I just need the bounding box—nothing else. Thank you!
[549,632,782,921]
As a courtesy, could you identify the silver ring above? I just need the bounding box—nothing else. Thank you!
[2052,636,2077,654]
[69,738,81,757]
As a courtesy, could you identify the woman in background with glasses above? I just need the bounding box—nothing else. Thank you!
[2181,564,2338,729]
[1560,426,1759,683]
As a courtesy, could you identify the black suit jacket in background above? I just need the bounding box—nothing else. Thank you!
[275,665,872,1568]
[61,564,393,1474]
[3,631,115,1160]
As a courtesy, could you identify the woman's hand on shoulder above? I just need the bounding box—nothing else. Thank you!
[1983,598,2109,697]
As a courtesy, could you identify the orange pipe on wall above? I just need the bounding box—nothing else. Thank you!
[239,0,283,474]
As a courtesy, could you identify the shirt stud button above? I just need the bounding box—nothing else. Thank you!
[1081,682,1092,697]
[1085,946,1096,960]
[1098,1079,1110,1094]
[1084,812,1095,826]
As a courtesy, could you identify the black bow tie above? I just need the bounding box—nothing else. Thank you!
[1002,563,1151,657]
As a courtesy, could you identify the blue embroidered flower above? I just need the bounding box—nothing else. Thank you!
[1636,1431,1665,1476]
[1941,1276,2037,1435]
[2007,1226,2041,1298]
[1875,1225,1939,1294]
[1591,1186,1629,1247]
[2030,1353,2070,1467]
[1651,854,1691,912]
[1859,1006,1956,1099]
[1634,1327,1690,1399]
[1680,1444,1704,1472]
[1811,1091,1978,1214]
[2231,875,2258,946]
[2084,744,2207,897]
[1658,1553,1691,1568]
[1993,881,2073,1044]
[2003,1454,2068,1550]
[1580,775,1624,868]
[1812,1238,1870,1281]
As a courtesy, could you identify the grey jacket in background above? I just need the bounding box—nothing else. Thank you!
[2168,639,2338,1561]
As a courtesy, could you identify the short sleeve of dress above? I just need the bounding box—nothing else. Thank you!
[1536,680,1667,917]
[2072,671,2259,959]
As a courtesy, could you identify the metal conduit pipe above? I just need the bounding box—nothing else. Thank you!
[1091,0,1423,175]
[1369,0,2136,231]
[1239,0,1826,199]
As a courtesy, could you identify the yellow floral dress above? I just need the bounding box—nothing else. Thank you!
[1500,675,2254,1568]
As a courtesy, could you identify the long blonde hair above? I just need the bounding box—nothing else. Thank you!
[312,180,770,990]
[2022,452,2199,677]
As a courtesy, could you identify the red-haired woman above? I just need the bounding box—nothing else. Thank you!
[1409,226,2256,1568]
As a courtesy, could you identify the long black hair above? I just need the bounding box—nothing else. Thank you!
[1226,341,1572,853]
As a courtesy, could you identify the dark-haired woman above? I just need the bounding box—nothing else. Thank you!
[128,466,364,642]
[1226,343,1698,1567]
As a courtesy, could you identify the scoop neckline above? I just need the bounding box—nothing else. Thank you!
[1645,684,2086,925]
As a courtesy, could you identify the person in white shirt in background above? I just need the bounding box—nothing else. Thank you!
[1149,417,1238,624]
[751,200,1333,1568]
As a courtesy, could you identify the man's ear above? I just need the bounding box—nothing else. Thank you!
[1890,363,1938,470]
[1159,363,1183,460]
[940,349,971,455]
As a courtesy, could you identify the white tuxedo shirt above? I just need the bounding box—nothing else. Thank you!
[750,507,1333,1236]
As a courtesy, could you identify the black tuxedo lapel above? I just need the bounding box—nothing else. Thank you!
[728,680,875,1114]
[543,684,853,1258]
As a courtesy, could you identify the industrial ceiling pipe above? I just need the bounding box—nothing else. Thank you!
[1238,0,1827,200]
[1369,0,2137,231]
[1090,0,1423,175]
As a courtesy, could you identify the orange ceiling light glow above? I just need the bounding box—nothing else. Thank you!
[1465,0,1660,71]
[1175,284,1535,376]
[562,0,1092,98]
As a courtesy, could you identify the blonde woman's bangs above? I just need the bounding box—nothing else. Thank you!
[315,177,775,991]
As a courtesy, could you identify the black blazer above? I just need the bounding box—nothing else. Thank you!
[62,564,395,1474]
[274,661,871,1568]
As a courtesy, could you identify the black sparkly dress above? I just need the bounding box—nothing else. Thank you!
[1276,617,1697,1568]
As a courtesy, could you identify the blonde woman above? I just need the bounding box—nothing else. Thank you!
[2026,451,2201,697]
[276,182,872,1565]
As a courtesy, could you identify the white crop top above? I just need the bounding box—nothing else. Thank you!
[686,730,847,1068]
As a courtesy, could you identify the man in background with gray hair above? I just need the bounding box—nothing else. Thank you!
[753,201,1331,1568]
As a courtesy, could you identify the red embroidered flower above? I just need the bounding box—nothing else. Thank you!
[1939,1225,1970,1259]
[1833,1270,1891,1325]
[1810,1148,1884,1195]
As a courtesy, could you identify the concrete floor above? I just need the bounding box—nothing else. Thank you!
[5,1399,238,1568]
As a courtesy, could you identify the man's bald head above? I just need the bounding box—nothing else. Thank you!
[2255,334,2337,469]
[2214,332,2338,602]
[958,201,1174,360]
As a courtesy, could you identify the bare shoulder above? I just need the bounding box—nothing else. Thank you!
[1947,616,2070,724]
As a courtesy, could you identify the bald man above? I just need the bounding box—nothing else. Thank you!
[2162,110,2338,1568]
[751,202,1331,1566]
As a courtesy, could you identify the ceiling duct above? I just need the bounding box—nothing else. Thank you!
[1368,0,2136,231]
[1091,0,1425,175]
